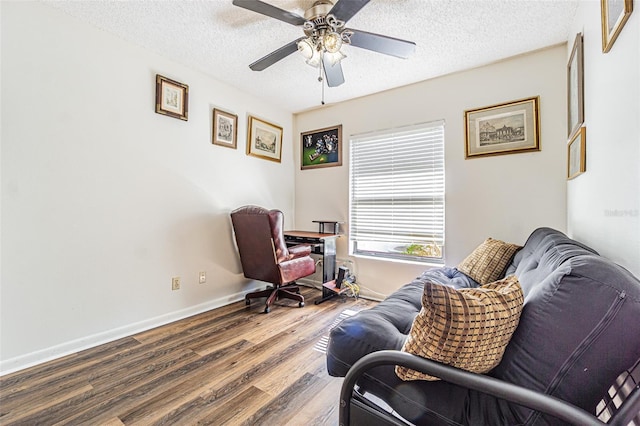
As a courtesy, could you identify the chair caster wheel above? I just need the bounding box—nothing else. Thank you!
[299,302,305,308]
[264,306,271,313]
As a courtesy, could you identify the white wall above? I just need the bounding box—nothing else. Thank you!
[0,2,296,373]
[567,1,639,277]
[294,46,568,299]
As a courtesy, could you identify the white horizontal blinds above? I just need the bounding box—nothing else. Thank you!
[350,120,445,259]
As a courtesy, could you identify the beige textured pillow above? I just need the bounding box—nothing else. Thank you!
[396,275,524,381]
[457,238,521,285]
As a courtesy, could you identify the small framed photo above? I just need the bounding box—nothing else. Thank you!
[212,108,238,149]
[464,96,540,159]
[567,33,584,138]
[567,127,586,180]
[601,0,633,53]
[300,125,342,170]
[247,115,283,162]
[155,75,188,121]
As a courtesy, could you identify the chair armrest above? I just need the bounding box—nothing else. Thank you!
[287,244,312,259]
[339,350,608,426]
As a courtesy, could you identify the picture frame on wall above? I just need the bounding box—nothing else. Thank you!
[155,74,188,121]
[567,33,584,138]
[464,96,540,159]
[567,127,586,180]
[601,0,634,53]
[212,108,238,149]
[246,115,283,162]
[300,125,342,170]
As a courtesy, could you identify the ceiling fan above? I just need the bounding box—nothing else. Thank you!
[232,0,416,88]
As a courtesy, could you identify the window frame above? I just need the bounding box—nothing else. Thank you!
[348,120,445,264]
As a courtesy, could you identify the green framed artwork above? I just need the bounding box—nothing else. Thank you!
[301,125,342,170]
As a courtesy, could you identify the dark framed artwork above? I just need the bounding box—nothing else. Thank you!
[246,115,283,162]
[464,97,540,159]
[212,108,238,149]
[601,0,633,52]
[300,125,342,169]
[155,74,188,121]
[567,126,586,179]
[567,33,584,138]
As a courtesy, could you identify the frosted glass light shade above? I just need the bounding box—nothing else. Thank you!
[325,50,346,66]
[323,32,342,53]
[297,38,315,59]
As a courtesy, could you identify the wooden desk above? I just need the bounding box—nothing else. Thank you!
[284,230,338,241]
[284,231,340,303]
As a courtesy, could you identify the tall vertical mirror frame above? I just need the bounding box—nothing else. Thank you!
[567,33,584,139]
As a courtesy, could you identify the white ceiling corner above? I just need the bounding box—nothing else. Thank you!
[41,0,579,113]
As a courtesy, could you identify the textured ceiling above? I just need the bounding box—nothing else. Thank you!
[43,0,578,113]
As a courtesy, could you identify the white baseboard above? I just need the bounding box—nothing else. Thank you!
[0,289,253,376]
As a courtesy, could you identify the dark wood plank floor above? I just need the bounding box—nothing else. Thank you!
[0,286,376,425]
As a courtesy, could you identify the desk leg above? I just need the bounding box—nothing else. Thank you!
[315,238,337,304]
[315,290,338,304]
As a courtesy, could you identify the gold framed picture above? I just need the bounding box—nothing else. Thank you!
[246,115,283,162]
[212,108,238,149]
[601,0,634,53]
[567,126,586,180]
[464,96,540,159]
[155,75,188,121]
[300,125,342,170]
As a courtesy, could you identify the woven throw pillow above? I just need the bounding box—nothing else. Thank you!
[396,275,524,381]
[457,238,521,285]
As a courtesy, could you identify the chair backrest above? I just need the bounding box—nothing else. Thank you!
[230,205,290,284]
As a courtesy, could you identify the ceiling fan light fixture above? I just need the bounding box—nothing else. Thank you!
[325,50,346,66]
[298,37,322,67]
[323,31,343,53]
[306,52,322,68]
[297,38,315,60]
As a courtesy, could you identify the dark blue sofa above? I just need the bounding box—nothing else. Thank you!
[327,228,640,425]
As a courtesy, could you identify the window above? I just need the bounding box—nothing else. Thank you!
[349,120,445,263]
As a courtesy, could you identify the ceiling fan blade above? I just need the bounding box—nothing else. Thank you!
[322,55,345,87]
[232,0,306,26]
[348,29,416,59]
[249,38,305,71]
[328,0,371,23]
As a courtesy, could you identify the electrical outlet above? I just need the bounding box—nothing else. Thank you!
[199,271,206,284]
[172,277,181,291]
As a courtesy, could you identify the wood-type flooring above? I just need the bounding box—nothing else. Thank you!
[0,286,376,425]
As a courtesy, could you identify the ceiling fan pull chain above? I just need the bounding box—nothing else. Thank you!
[319,63,325,105]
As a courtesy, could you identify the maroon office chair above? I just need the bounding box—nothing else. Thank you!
[230,205,316,313]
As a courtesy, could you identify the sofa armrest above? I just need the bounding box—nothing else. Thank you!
[339,350,625,426]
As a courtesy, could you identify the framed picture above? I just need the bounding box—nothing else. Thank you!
[601,0,633,52]
[300,125,343,170]
[155,75,188,121]
[246,115,283,162]
[212,108,238,149]
[567,33,584,138]
[464,96,540,159]
[567,126,586,179]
